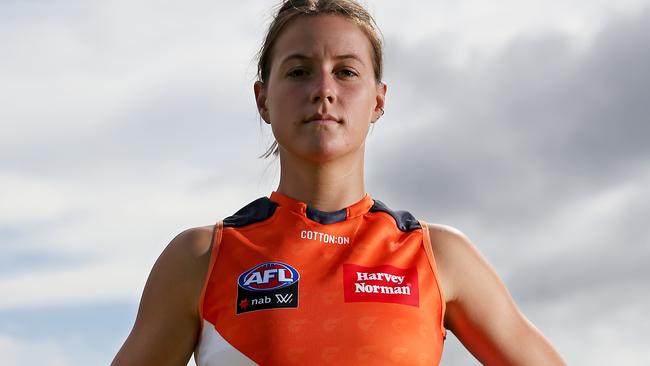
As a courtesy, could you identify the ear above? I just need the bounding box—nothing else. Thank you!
[254,81,270,124]
[372,81,387,123]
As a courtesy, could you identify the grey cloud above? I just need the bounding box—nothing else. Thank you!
[368,6,650,364]
[508,184,650,304]
[370,6,650,228]
[1,78,264,181]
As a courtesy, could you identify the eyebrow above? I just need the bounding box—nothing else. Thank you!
[280,53,366,66]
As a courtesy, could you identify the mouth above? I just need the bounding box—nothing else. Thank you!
[305,113,341,124]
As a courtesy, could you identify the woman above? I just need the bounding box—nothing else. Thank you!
[112,0,565,365]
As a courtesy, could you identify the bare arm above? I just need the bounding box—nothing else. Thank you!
[111,226,213,366]
[428,224,565,365]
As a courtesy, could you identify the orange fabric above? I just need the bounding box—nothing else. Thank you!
[200,192,446,365]
[420,221,447,339]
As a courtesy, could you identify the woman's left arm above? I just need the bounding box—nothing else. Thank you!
[428,224,565,365]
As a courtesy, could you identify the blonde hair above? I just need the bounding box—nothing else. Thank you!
[257,0,384,158]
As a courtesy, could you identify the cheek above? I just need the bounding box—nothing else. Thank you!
[269,84,305,110]
[343,86,375,116]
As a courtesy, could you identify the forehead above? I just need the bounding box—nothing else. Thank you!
[272,15,373,62]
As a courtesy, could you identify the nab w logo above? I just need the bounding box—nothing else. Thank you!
[275,293,293,304]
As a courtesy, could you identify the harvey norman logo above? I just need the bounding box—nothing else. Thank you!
[343,264,419,307]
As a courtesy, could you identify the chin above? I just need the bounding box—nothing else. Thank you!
[277,136,365,163]
[300,144,364,163]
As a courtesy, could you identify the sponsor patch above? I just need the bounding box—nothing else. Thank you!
[236,261,300,314]
[343,264,419,307]
[300,230,350,245]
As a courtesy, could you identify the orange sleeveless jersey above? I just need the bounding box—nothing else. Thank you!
[195,191,446,365]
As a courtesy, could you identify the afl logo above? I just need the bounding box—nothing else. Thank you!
[237,262,300,292]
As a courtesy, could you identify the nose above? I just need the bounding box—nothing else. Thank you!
[310,71,336,105]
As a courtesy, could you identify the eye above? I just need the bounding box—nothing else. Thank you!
[287,68,309,78]
[336,68,359,79]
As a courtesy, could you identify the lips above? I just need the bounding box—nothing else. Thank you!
[305,113,341,123]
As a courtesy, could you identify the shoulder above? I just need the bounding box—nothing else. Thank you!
[157,225,215,292]
[145,225,215,311]
[110,225,217,365]
[426,222,470,244]
[423,224,566,364]
[424,223,490,303]
[164,225,214,261]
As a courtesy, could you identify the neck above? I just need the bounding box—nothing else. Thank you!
[276,149,366,212]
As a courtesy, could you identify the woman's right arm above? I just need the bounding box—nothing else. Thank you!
[111,226,214,366]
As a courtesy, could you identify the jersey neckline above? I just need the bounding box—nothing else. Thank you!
[269,191,374,224]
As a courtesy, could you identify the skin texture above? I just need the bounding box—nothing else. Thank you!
[112,14,565,366]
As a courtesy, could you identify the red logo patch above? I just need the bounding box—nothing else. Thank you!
[343,264,419,307]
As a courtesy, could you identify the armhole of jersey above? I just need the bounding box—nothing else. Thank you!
[419,220,447,340]
[197,220,224,335]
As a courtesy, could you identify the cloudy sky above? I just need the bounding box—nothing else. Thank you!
[1,0,649,364]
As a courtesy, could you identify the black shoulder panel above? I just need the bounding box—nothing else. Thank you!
[369,200,421,232]
[305,205,347,224]
[223,197,278,228]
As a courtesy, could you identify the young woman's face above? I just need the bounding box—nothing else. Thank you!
[255,15,386,163]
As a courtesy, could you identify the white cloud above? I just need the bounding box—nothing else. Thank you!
[0,165,275,310]
[0,261,145,310]
[0,335,70,366]
[0,173,70,224]
[376,0,650,65]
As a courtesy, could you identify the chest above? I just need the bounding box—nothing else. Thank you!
[196,218,445,365]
